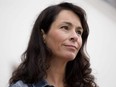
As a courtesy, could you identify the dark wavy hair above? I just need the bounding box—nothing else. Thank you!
[9,2,98,87]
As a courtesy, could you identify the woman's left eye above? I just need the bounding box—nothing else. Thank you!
[76,30,83,36]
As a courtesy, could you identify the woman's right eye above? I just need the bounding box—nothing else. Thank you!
[60,26,69,30]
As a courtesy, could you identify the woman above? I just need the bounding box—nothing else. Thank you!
[9,2,98,87]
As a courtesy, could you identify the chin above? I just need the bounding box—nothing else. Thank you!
[65,55,76,61]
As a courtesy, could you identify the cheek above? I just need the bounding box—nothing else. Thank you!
[79,37,83,46]
[45,31,64,52]
[80,38,83,47]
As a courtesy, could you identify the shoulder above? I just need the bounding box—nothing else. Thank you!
[9,80,50,87]
[9,80,28,87]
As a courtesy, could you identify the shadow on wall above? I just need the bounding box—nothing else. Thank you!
[104,0,116,8]
[86,0,116,23]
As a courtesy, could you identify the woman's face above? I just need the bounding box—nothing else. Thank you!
[43,10,83,61]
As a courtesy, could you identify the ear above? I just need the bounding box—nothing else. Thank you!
[41,29,46,42]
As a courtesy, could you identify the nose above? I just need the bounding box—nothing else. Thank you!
[70,31,78,42]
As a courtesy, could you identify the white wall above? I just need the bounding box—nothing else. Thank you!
[0,0,116,87]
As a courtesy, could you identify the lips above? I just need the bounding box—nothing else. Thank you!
[64,44,77,50]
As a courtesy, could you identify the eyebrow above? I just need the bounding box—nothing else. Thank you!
[62,21,83,31]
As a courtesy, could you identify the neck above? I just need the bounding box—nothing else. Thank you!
[46,58,68,87]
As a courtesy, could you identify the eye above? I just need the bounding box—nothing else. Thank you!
[60,26,69,30]
[76,30,83,36]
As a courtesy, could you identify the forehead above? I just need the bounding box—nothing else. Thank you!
[53,10,82,27]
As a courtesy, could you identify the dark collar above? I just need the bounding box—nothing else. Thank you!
[34,80,54,87]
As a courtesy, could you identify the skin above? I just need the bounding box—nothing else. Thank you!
[43,10,83,87]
